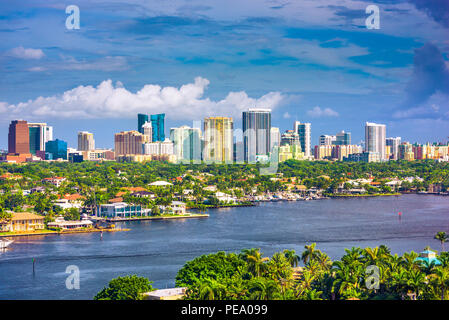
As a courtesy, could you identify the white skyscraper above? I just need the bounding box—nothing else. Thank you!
[28,123,53,153]
[141,121,153,143]
[170,126,202,162]
[365,122,387,161]
[270,127,280,151]
[319,134,336,146]
[386,137,401,160]
[294,121,311,158]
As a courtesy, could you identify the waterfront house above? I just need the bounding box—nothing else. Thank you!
[170,201,187,215]
[97,202,145,218]
[215,192,237,203]
[0,212,45,232]
[47,216,93,230]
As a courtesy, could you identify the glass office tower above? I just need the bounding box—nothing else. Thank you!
[45,139,68,160]
[151,113,165,142]
[137,113,149,134]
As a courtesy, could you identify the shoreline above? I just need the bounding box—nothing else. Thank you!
[101,213,209,222]
[0,227,129,238]
[327,193,401,198]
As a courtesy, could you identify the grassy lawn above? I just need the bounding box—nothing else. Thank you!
[0,229,58,236]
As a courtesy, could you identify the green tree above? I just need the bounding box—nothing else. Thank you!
[435,232,448,252]
[94,275,153,300]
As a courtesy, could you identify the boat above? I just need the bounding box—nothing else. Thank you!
[0,239,13,250]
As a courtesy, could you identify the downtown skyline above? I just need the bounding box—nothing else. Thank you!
[1,0,449,149]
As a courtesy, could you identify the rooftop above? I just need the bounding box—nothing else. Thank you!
[11,212,44,221]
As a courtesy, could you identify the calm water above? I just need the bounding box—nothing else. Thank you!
[0,194,448,300]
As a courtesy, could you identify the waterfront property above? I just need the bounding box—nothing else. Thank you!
[47,216,93,230]
[97,202,146,218]
[168,201,186,215]
[0,212,45,232]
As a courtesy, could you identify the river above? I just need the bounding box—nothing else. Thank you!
[0,194,448,299]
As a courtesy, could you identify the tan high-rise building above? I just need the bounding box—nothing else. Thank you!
[78,131,95,151]
[114,130,145,156]
[203,117,233,162]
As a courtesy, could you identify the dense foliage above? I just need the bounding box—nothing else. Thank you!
[175,244,449,300]
[93,275,153,300]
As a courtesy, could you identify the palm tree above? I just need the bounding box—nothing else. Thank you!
[435,232,448,252]
[283,249,300,267]
[295,269,316,298]
[248,278,280,300]
[433,267,449,300]
[402,251,420,271]
[301,243,321,265]
[363,247,380,266]
[300,288,323,300]
[240,248,269,278]
[406,269,425,300]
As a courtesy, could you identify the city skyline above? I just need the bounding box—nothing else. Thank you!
[1,1,448,149]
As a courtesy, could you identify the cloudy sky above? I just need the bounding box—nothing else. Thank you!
[0,0,448,149]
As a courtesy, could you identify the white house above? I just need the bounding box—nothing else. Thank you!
[215,192,237,203]
[47,216,93,230]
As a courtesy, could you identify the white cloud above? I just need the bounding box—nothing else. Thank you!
[283,112,291,119]
[8,46,45,59]
[27,66,46,72]
[307,106,339,117]
[58,56,129,71]
[0,77,284,122]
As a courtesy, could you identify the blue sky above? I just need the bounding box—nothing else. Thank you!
[0,0,448,149]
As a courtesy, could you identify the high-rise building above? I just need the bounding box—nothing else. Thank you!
[143,138,174,156]
[151,113,165,142]
[386,137,401,160]
[319,135,336,146]
[141,122,153,143]
[281,130,300,147]
[365,122,386,161]
[45,139,67,160]
[8,120,30,155]
[170,126,201,162]
[137,113,149,134]
[77,131,95,151]
[335,131,351,146]
[28,123,53,155]
[203,117,233,162]
[270,127,280,151]
[294,121,311,158]
[114,131,145,156]
[243,108,271,162]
